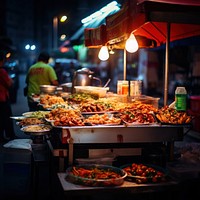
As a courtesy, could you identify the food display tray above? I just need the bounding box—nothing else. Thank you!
[66,164,127,187]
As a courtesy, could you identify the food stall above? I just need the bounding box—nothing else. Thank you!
[57,1,200,198]
[13,1,200,197]
[14,84,194,199]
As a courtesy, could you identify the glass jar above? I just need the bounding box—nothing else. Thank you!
[130,80,142,96]
[117,80,129,95]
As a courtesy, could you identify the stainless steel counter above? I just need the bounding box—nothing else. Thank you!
[57,172,180,199]
[64,124,184,143]
[54,124,186,165]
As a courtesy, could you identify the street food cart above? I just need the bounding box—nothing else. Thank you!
[17,91,194,200]
[52,0,200,198]
[15,1,200,197]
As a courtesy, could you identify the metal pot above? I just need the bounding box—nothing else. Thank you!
[40,85,57,94]
[60,82,72,93]
[72,68,102,93]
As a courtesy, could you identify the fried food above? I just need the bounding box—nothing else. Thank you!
[18,118,44,126]
[155,106,192,124]
[84,113,121,125]
[49,108,84,126]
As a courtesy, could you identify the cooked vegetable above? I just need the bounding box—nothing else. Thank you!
[122,163,166,184]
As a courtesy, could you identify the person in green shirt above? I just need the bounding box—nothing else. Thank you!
[25,52,59,111]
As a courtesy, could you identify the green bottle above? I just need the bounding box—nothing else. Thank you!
[175,87,187,111]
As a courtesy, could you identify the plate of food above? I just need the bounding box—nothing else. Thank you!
[155,106,192,124]
[83,113,122,126]
[121,163,168,184]
[21,124,52,135]
[66,164,127,187]
[22,111,50,118]
[120,111,158,125]
[17,117,45,127]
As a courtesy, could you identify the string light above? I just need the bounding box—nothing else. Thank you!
[98,46,109,61]
[125,33,139,53]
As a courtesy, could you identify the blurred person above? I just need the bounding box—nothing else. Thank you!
[69,61,75,82]
[54,61,64,84]
[25,52,59,111]
[0,52,16,142]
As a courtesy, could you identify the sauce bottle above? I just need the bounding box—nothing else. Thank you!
[175,87,187,111]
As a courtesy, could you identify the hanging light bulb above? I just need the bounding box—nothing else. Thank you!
[125,33,139,53]
[98,46,109,61]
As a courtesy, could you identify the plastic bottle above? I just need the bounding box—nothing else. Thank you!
[175,87,187,111]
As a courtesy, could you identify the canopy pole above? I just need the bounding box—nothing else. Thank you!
[164,23,170,106]
[124,48,127,80]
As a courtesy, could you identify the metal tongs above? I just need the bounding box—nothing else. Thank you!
[103,78,111,88]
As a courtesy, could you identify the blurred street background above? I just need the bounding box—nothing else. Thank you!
[11,74,30,139]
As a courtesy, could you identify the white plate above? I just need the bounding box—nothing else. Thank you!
[10,116,26,121]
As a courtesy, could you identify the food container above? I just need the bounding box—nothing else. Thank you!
[74,86,109,98]
[22,111,50,119]
[117,80,129,95]
[40,85,57,94]
[130,80,142,96]
[21,124,52,136]
[60,82,72,93]
[128,95,160,108]
[66,164,127,187]
[121,163,168,184]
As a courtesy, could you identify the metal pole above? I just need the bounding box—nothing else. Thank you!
[164,23,170,106]
[124,48,127,80]
[53,16,58,50]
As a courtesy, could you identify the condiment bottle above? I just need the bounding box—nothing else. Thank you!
[117,80,129,95]
[175,87,187,111]
[130,80,142,96]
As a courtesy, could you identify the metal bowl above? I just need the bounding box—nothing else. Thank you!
[66,164,127,187]
[40,85,57,94]
[21,124,52,136]
[60,82,72,93]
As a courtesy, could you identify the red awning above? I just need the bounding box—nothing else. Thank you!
[106,0,200,47]
[131,0,200,46]
[104,0,200,105]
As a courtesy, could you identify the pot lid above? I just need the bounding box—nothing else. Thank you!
[76,67,94,74]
